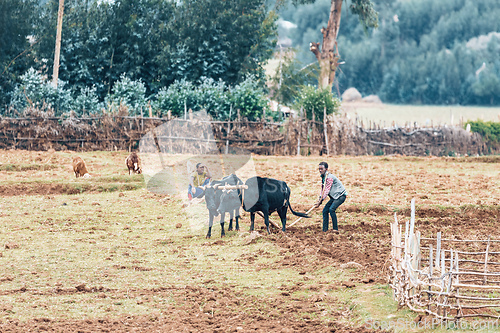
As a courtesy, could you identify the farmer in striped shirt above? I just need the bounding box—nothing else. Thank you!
[315,161,347,232]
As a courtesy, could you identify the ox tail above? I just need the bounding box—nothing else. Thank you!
[285,185,310,218]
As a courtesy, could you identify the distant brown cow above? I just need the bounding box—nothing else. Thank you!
[72,157,90,178]
[125,152,142,175]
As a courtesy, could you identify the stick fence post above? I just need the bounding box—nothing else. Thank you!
[436,231,441,269]
[225,105,232,155]
[429,243,433,312]
[323,106,330,156]
[404,221,408,259]
[184,100,187,120]
[297,109,302,156]
[440,250,445,277]
[484,236,491,285]
[416,231,421,270]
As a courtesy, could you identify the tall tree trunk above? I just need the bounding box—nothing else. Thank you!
[310,0,342,91]
[52,0,65,88]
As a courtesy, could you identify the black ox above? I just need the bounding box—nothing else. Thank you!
[218,176,310,234]
[202,174,243,238]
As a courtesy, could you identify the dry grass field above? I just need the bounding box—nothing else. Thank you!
[0,150,499,332]
[341,103,500,127]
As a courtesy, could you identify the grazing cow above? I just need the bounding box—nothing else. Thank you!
[125,152,142,175]
[240,176,309,234]
[72,157,90,178]
[203,174,243,238]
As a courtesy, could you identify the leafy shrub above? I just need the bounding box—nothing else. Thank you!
[73,86,102,116]
[265,109,283,122]
[466,120,500,142]
[295,85,341,121]
[196,78,231,120]
[152,80,198,118]
[106,74,147,116]
[230,76,269,121]
[9,68,74,116]
[153,76,268,121]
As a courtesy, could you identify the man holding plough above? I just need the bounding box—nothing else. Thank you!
[315,162,347,232]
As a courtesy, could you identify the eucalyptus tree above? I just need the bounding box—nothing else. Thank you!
[0,0,39,105]
[33,0,276,99]
[299,0,378,90]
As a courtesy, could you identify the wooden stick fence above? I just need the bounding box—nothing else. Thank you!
[390,198,500,322]
[0,112,495,155]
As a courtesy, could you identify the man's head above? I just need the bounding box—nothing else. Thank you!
[318,162,328,176]
[196,163,205,174]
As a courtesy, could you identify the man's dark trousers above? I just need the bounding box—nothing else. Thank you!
[322,194,346,231]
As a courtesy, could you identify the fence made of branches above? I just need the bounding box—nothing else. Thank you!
[391,199,500,322]
[0,111,497,155]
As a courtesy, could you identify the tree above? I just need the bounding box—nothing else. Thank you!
[269,53,319,106]
[167,0,277,85]
[307,0,378,90]
[0,0,38,106]
[33,0,276,100]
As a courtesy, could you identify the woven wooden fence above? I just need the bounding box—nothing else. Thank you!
[0,111,497,155]
[391,199,500,322]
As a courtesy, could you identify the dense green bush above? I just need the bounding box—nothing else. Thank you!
[196,78,231,120]
[7,69,274,120]
[152,76,268,121]
[466,120,500,142]
[105,74,147,116]
[153,80,198,118]
[230,76,269,121]
[9,68,74,116]
[73,86,103,116]
[295,85,340,121]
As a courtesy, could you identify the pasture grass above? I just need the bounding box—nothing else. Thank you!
[0,150,144,194]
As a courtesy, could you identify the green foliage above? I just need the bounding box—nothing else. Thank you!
[73,86,102,116]
[282,0,500,105]
[268,53,319,106]
[105,74,147,116]
[27,0,276,103]
[295,85,340,121]
[472,70,500,105]
[152,76,267,121]
[349,0,379,30]
[9,68,74,116]
[196,78,232,120]
[152,78,232,120]
[466,120,500,142]
[0,0,39,106]
[153,80,198,118]
[1,0,277,111]
[230,76,269,121]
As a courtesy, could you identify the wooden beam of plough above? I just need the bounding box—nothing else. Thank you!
[215,184,248,190]
[199,184,249,190]
[288,205,316,228]
[256,211,281,229]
